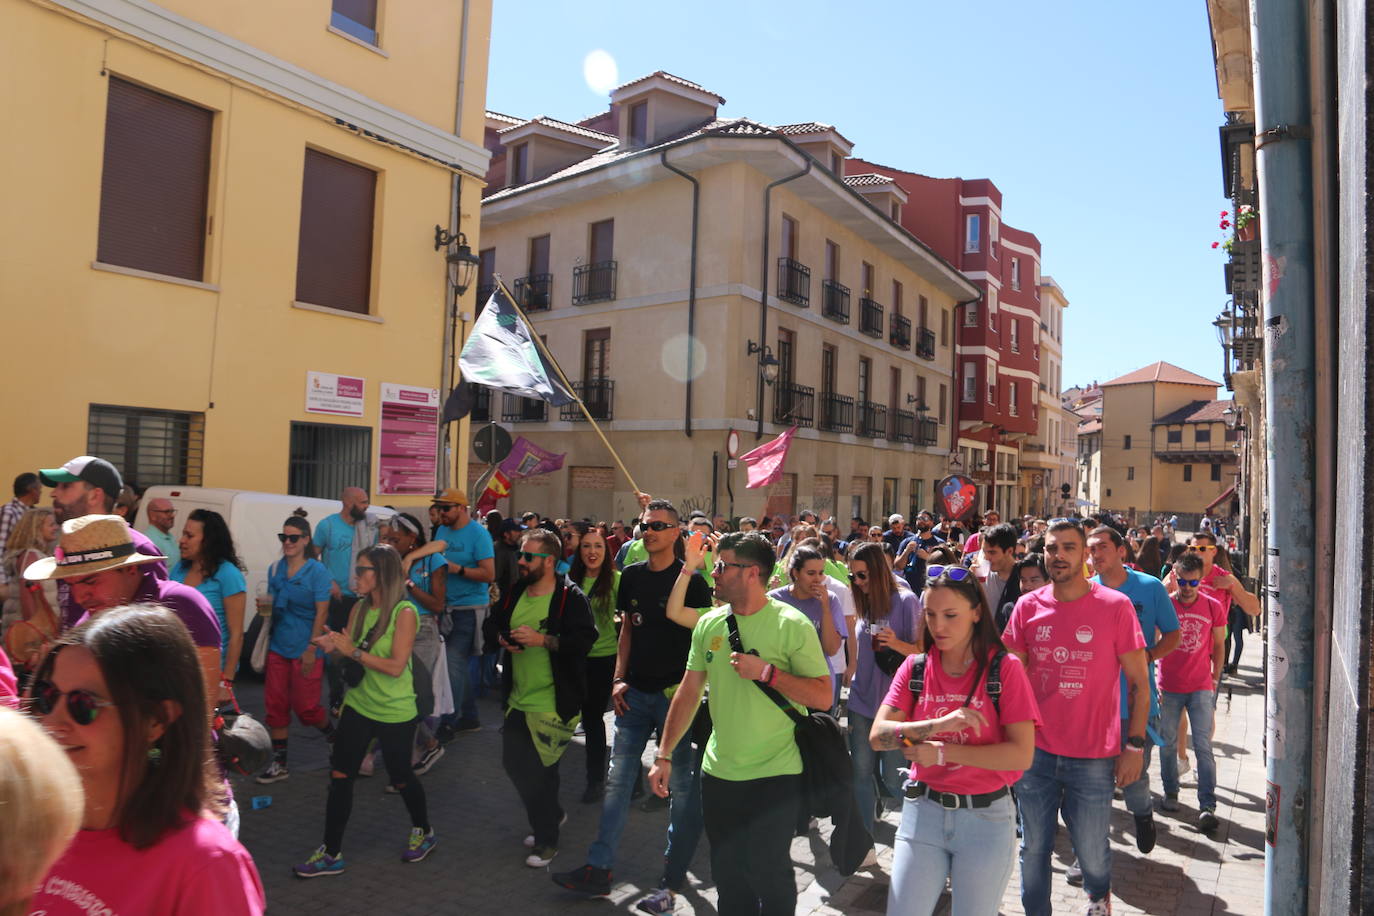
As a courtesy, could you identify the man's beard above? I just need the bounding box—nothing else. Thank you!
[53,494,86,523]
[350,506,367,522]
[518,564,544,586]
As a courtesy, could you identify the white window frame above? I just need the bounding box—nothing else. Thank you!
[964,214,980,253]
[989,214,999,256]
[1009,381,1019,416]
[962,362,977,403]
[1011,257,1020,290]
[1010,319,1020,353]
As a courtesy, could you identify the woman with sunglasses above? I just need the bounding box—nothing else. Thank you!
[569,524,620,803]
[296,544,434,876]
[846,541,922,841]
[872,566,1038,915]
[170,509,247,702]
[28,604,265,915]
[257,514,334,785]
[382,513,447,776]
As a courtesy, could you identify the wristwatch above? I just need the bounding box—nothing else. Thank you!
[352,648,363,661]
[1125,735,1146,750]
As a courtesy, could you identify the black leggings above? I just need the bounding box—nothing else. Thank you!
[1225,606,1247,667]
[324,706,428,856]
[582,653,617,784]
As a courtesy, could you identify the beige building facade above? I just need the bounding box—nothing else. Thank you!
[1019,275,1076,516]
[475,74,978,524]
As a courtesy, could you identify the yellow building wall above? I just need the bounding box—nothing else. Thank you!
[0,0,487,494]
[1099,384,1155,512]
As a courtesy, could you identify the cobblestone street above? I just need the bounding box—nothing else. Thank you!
[236,636,1267,915]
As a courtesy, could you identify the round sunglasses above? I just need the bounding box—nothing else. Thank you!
[30,679,116,726]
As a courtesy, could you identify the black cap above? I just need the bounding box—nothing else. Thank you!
[38,456,123,499]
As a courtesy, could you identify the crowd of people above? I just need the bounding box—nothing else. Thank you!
[0,454,1262,916]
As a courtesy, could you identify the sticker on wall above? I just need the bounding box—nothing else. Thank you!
[306,371,366,418]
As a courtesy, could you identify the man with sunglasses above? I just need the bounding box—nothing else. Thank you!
[1157,553,1227,831]
[1171,533,1260,619]
[1002,519,1151,916]
[552,495,712,913]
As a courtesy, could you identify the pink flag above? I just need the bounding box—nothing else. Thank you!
[740,426,799,489]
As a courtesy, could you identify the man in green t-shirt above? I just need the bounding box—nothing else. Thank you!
[649,532,831,916]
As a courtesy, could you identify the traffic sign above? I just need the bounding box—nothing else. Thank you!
[473,423,513,465]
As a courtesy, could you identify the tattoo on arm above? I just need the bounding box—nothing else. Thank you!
[874,720,936,749]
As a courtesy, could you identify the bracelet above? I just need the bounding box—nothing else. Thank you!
[759,663,774,684]
[1124,744,1145,754]
[932,740,946,766]
[654,755,672,764]
[612,676,627,684]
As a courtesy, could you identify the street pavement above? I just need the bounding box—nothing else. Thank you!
[236,635,1267,914]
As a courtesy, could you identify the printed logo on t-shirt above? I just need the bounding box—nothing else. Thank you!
[1052,646,1070,664]
[1058,665,1087,699]
[1075,625,1094,644]
[1177,610,1210,653]
[1035,625,1053,642]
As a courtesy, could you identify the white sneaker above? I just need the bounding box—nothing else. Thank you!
[1178,755,1192,778]
[1084,897,1112,915]
[525,845,557,868]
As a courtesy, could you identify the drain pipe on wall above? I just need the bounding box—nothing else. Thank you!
[438,0,472,490]
[660,152,700,438]
[755,159,812,440]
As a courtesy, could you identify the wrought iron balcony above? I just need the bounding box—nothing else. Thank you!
[777,257,811,307]
[857,400,887,438]
[818,392,854,432]
[773,381,815,427]
[471,386,492,423]
[822,280,850,324]
[559,378,614,421]
[890,408,916,442]
[915,327,936,360]
[889,313,911,350]
[916,417,939,446]
[501,393,547,422]
[572,261,617,305]
[859,298,884,338]
[513,273,553,311]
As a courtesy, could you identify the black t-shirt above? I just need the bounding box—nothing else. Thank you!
[618,558,714,693]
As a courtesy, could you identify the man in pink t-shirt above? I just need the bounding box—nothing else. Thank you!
[1002,519,1150,916]
[1157,552,1228,832]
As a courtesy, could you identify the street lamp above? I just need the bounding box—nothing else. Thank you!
[434,226,481,297]
[1213,308,1236,387]
[746,340,780,386]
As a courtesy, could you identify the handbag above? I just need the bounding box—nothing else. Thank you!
[214,685,272,776]
[724,615,872,875]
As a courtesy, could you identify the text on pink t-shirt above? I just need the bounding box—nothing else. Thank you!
[1158,592,1227,693]
[1002,582,1146,758]
[881,647,1040,795]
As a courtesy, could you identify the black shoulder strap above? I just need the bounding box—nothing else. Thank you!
[987,649,1005,715]
[725,613,805,726]
[907,653,929,704]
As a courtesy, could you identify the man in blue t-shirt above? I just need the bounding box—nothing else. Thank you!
[1087,525,1180,859]
[406,487,495,738]
[313,486,378,714]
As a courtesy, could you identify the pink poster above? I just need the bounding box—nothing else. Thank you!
[379,383,440,495]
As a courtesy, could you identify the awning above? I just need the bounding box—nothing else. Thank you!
[1205,483,1237,511]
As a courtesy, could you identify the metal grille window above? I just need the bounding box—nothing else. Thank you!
[288,422,371,499]
[87,404,204,489]
[97,78,213,281]
[296,149,376,314]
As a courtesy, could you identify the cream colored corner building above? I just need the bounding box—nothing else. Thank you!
[0,0,490,497]
[476,73,978,525]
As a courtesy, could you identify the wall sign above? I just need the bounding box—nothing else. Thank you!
[378,383,440,495]
[306,371,366,418]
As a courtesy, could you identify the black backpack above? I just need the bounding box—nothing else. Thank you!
[907,650,1006,715]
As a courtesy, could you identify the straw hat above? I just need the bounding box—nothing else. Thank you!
[23,515,166,581]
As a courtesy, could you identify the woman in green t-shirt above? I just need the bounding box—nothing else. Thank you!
[294,545,435,878]
[570,526,620,803]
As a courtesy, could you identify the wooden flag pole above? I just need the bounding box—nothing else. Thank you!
[497,279,643,496]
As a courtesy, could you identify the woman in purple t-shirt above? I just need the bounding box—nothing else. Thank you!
[845,542,922,840]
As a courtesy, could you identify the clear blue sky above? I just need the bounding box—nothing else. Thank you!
[486,1,1232,391]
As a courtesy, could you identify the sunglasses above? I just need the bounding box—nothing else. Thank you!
[1188,545,1217,552]
[277,533,304,543]
[926,565,974,582]
[30,680,115,726]
[354,565,376,576]
[1177,578,1201,587]
[848,571,869,583]
[712,560,752,574]
[519,551,552,562]
[643,521,677,532]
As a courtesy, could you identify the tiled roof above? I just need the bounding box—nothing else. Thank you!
[611,71,725,104]
[485,110,524,125]
[497,116,616,144]
[1154,399,1234,425]
[1100,361,1220,388]
[844,173,898,188]
[775,122,832,135]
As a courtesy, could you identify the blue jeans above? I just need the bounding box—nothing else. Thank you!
[1159,689,1217,810]
[887,794,1017,916]
[1016,748,1116,913]
[441,606,481,726]
[1120,716,1158,817]
[586,685,704,888]
[847,710,906,835]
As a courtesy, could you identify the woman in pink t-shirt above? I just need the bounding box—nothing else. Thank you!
[27,604,265,915]
[870,565,1040,916]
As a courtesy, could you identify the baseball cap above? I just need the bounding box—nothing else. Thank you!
[432,487,468,507]
[499,519,523,533]
[888,513,905,525]
[39,456,122,497]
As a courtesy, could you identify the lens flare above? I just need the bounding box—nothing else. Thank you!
[660,334,708,383]
[583,50,619,96]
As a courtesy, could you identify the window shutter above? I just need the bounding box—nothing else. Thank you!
[97,77,212,281]
[296,149,376,314]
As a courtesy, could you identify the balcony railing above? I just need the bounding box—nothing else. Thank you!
[471,386,492,423]
[777,257,811,307]
[890,408,916,443]
[822,280,850,324]
[501,393,547,422]
[857,400,887,438]
[773,381,815,427]
[572,261,617,305]
[818,392,854,432]
[916,417,939,446]
[859,298,884,338]
[889,313,911,350]
[513,273,553,311]
[559,378,615,421]
[916,327,936,360]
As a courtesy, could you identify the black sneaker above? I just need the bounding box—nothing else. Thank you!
[452,717,482,734]
[552,864,612,896]
[1198,808,1220,832]
[435,724,458,745]
[581,781,605,804]
[1134,813,1157,853]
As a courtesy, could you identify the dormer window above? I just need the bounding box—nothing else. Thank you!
[830,151,842,174]
[610,72,724,147]
[629,101,648,147]
[510,142,528,186]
